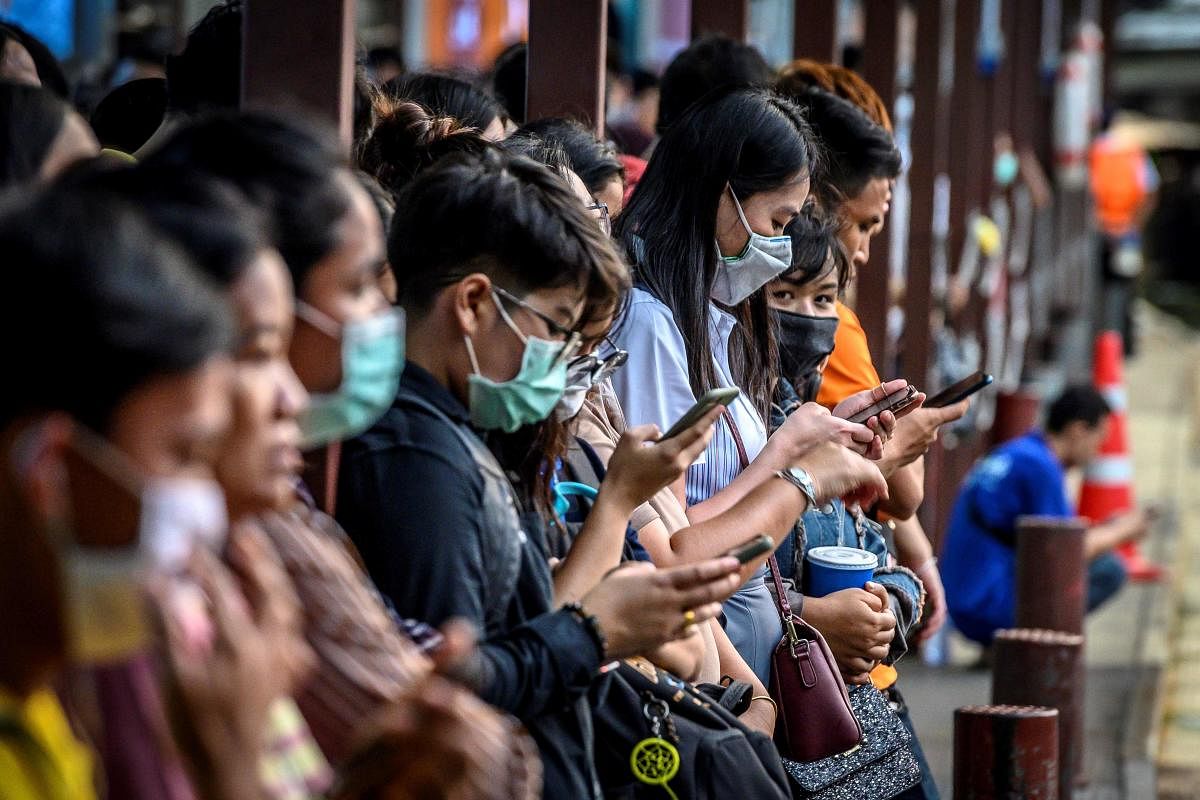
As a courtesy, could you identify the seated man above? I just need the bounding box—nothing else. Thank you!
[941,385,1148,645]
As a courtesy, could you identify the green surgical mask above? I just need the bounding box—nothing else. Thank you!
[296,302,406,447]
[464,292,578,433]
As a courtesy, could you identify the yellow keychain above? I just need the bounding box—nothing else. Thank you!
[630,698,681,800]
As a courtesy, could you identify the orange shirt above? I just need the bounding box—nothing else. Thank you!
[816,302,881,409]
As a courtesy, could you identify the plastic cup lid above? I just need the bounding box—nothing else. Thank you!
[807,546,877,570]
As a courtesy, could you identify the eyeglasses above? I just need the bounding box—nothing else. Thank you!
[566,338,629,386]
[492,285,581,365]
[586,200,611,237]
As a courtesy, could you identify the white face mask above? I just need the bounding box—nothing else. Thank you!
[552,345,629,422]
[712,188,793,306]
[54,430,228,663]
[137,477,229,573]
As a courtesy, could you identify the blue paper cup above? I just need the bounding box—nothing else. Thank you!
[805,546,878,597]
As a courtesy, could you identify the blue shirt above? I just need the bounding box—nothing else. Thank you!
[610,287,768,506]
[941,431,1071,644]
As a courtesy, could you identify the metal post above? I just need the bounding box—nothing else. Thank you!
[856,0,900,371]
[992,628,1085,799]
[905,0,954,392]
[241,0,357,147]
[691,0,749,41]
[991,391,1043,447]
[526,0,608,135]
[906,0,955,542]
[954,704,1060,799]
[1015,516,1088,635]
[792,0,838,62]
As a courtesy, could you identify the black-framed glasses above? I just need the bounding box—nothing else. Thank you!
[586,200,611,237]
[492,285,581,365]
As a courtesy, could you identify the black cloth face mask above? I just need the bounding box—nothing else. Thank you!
[774,309,839,403]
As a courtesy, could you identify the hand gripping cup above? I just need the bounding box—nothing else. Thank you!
[805,546,878,597]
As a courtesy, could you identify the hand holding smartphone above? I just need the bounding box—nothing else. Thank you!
[659,387,740,440]
[924,371,993,409]
[727,534,774,564]
[846,384,919,424]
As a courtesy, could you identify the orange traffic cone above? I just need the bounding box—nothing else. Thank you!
[1077,331,1162,581]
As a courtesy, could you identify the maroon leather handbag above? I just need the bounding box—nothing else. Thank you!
[766,555,863,763]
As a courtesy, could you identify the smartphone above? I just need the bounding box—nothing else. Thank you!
[660,387,740,440]
[728,534,774,564]
[846,385,919,424]
[925,371,994,409]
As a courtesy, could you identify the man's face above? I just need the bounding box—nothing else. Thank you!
[1067,416,1110,468]
[835,177,891,272]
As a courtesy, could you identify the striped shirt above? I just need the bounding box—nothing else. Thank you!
[611,288,768,505]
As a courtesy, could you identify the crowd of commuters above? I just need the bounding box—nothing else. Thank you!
[1,3,1125,798]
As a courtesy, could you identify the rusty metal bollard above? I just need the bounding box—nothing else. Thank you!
[1014,516,1087,635]
[953,704,1059,799]
[992,629,1085,799]
[990,389,1042,447]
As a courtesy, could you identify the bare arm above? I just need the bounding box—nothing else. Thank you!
[710,621,774,736]
[1086,510,1150,560]
[640,479,810,584]
[876,457,925,520]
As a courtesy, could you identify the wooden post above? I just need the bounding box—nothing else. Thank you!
[526,0,608,135]
[241,0,357,147]
[792,0,838,62]
[954,705,1060,799]
[855,0,900,372]
[691,0,749,42]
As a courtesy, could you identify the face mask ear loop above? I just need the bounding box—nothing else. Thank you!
[295,300,343,340]
[463,335,483,376]
[728,184,754,235]
[491,292,529,344]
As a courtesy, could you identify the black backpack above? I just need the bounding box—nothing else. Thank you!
[592,657,792,800]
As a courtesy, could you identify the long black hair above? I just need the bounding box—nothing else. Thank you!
[615,87,814,419]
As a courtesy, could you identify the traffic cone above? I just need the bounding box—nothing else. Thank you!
[1076,331,1163,581]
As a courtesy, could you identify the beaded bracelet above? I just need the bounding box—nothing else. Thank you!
[564,601,609,660]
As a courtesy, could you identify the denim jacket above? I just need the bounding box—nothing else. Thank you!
[770,377,925,663]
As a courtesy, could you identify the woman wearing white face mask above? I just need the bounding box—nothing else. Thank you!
[0,188,245,800]
[611,87,886,682]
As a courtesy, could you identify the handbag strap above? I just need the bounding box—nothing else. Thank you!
[722,408,794,623]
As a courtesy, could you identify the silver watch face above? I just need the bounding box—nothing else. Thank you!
[785,467,815,494]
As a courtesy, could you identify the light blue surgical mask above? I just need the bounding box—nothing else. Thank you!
[993,151,1019,188]
[712,188,793,305]
[296,302,406,447]
[465,291,579,433]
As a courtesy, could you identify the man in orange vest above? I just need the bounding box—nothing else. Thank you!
[1089,111,1159,355]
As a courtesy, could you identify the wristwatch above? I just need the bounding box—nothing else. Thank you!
[776,467,819,508]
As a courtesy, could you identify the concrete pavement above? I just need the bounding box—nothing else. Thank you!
[901,303,1200,798]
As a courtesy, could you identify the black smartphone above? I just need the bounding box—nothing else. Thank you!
[925,371,994,409]
[659,387,740,440]
[728,534,774,564]
[846,385,919,424]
